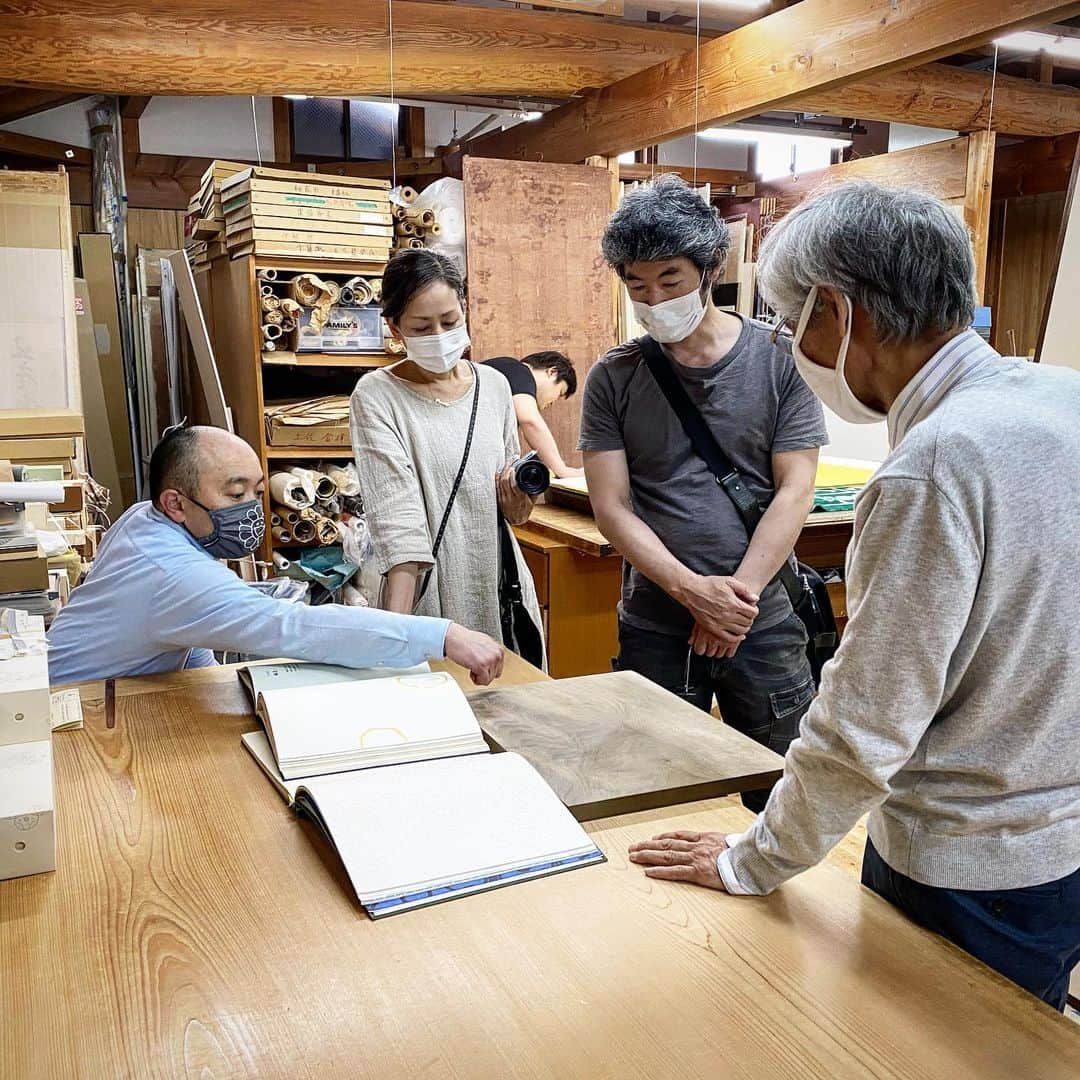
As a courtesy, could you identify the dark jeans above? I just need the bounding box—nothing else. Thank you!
[616,612,814,813]
[862,838,1080,1012]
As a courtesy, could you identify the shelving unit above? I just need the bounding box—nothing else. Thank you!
[204,252,389,562]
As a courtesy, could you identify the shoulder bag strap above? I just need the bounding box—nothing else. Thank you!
[637,335,802,601]
[413,363,480,609]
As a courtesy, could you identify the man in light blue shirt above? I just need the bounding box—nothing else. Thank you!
[47,425,504,686]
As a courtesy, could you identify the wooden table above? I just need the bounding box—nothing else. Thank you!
[3,662,1079,1079]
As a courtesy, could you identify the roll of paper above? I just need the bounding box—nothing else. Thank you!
[400,186,418,204]
[269,471,314,509]
[263,323,283,341]
[271,526,292,544]
[292,519,316,544]
[272,551,291,571]
[0,481,65,504]
[261,295,281,313]
[257,268,279,281]
[316,515,340,546]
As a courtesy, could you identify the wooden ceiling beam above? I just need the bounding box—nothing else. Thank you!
[0,88,86,124]
[119,95,153,118]
[992,132,1079,197]
[617,163,753,186]
[0,0,698,98]
[0,130,90,166]
[460,0,1080,163]
[798,62,1080,138]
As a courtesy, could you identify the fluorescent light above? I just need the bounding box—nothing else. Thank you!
[283,94,309,101]
[698,126,851,150]
[994,30,1080,60]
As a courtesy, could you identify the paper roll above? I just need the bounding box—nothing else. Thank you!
[404,208,435,228]
[257,268,279,281]
[290,467,336,502]
[263,340,277,352]
[260,284,274,298]
[408,238,425,250]
[270,513,282,527]
[292,519,316,544]
[272,551,291,571]
[269,471,314,509]
[264,308,284,326]
[261,295,281,313]
[0,481,65,504]
[400,186,418,204]
[279,298,302,319]
[263,323,282,340]
[324,280,341,305]
[280,318,296,333]
[316,515,340,546]
[428,222,442,238]
[271,526,292,544]
[326,462,360,496]
[343,276,374,306]
[339,286,355,306]
[392,204,407,220]
[399,222,419,237]
[369,278,382,302]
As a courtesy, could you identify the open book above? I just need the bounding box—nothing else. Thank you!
[239,661,487,780]
[238,661,604,918]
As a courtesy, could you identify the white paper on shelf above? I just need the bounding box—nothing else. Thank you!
[0,482,65,505]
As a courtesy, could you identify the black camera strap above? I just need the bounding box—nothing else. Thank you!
[414,363,480,609]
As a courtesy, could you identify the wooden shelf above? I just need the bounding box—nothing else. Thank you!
[262,350,394,368]
[265,446,354,460]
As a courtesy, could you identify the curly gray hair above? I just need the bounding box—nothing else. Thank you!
[757,179,976,344]
[601,173,730,277]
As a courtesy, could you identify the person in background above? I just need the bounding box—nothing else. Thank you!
[350,250,544,660]
[628,181,1080,1012]
[483,352,583,478]
[579,173,827,812]
[46,425,505,687]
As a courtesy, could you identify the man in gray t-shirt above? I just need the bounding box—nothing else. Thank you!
[580,175,828,811]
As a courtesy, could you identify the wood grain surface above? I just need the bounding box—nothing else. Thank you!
[470,671,783,819]
[524,503,616,556]
[464,158,617,469]
[2,664,1079,1077]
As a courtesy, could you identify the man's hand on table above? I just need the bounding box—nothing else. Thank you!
[628,831,731,890]
[444,624,505,686]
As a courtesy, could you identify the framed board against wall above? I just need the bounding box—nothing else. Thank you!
[1037,136,1080,370]
[463,157,617,467]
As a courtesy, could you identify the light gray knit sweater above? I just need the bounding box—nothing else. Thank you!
[729,345,1080,892]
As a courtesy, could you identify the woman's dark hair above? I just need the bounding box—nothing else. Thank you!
[522,351,577,398]
[380,249,466,323]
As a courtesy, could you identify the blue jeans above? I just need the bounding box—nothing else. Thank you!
[862,839,1080,1011]
[616,613,815,813]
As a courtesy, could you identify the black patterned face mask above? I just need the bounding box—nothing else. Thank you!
[184,494,265,559]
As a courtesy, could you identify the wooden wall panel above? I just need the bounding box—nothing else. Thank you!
[464,158,617,468]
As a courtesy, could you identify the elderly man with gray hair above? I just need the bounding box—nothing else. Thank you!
[629,180,1080,1011]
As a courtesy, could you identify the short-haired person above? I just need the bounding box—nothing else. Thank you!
[350,250,544,659]
[483,352,584,478]
[46,425,505,687]
[579,174,828,811]
[628,181,1080,1011]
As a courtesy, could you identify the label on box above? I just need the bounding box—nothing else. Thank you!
[296,303,384,354]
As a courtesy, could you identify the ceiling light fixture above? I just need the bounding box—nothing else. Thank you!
[283,94,309,101]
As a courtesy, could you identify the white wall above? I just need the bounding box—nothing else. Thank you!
[823,410,889,463]
[139,96,275,159]
[888,123,959,152]
[1,98,93,147]
[658,134,749,171]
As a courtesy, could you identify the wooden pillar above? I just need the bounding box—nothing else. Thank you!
[587,154,621,340]
[272,98,291,163]
[401,106,426,159]
[964,129,996,302]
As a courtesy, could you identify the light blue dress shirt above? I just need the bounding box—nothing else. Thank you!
[46,503,450,686]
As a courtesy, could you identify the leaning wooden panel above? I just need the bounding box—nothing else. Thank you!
[470,671,784,818]
[2,666,1079,1077]
[463,157,617,467]
[1037,134,1080,370]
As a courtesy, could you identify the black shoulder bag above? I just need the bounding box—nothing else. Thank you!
[413,364,480,610]
[497,515,545,668]
[637,335,838,684]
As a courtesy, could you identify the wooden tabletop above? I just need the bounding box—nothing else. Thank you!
[3,662,1079,1078]
[523,503,617,557]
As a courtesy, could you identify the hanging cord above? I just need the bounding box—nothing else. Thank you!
[692,0,702,185]
[986,43,999,134]
[388,0,398,189]
[250,95,263,166]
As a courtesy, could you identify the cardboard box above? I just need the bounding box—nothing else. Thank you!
[0,409,84,439]
[0,437,76,461]
[0,640,50,746]
[0,739,55,881]
[264,397,350,447]
[0,553,48,594]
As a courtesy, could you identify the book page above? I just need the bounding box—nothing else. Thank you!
[240,659,431,702]
[298,752,601,905]
[260,670,481,772]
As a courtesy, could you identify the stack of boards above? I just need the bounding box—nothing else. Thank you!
[239,662,604,919]
[185,159,244,269]
[220,166,395,262]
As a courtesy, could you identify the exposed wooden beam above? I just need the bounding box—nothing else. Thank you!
[272,98,292,163]
[461,0,1080,163]
[0,88,85,124]
[992,132,1079,198]
[119,95,152,118]
[617,162,753,187]
[0,129,90,166]
[0,0,698,98]
[798,63,1080,138]
[401,106,427,160]
[964,129,997,299]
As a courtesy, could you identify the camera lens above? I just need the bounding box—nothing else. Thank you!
[514,456,550,497]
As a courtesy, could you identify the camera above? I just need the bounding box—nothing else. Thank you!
[512,451,550,497]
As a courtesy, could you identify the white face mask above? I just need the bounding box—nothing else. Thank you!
[403,324,470,374]
[630,273,709,344]
[791,286,886,425]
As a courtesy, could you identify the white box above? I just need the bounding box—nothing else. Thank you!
[0,739,55,880]
[0,643,50,747]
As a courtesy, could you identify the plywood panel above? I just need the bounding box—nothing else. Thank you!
[464,158,617,467]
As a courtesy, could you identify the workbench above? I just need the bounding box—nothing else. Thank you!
[516,502,855,677]
[2,658,1077,1078]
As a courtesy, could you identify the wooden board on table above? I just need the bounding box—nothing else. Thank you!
[470,671,784,820]
[463,157,617,471]
[526,502,613,556]
[6,658,1079,1079]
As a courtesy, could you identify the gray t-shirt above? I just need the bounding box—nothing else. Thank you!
[578,317,828,637]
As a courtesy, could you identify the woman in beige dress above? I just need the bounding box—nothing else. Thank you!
[349,250,545,665]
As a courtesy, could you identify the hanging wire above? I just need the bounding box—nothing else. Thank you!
[692,0,702,185]
[388,0,398,189]
[986,43,1000,134]
[251,95,263,165]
